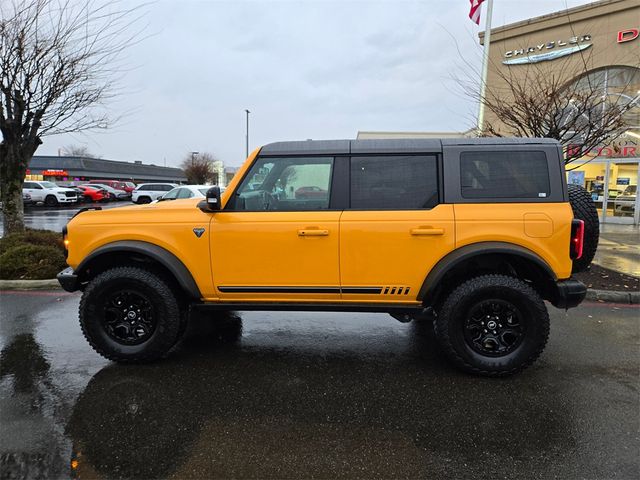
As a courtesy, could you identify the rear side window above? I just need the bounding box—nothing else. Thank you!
[460,151,550,199]
[350,155,438,209]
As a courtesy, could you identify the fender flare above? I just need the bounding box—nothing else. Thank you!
[77,240,202,299]
[417,242,557,302]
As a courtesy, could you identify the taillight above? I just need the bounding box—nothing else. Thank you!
[62,225,69,258]
[570,219,584,260]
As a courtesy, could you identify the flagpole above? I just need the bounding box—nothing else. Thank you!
[477,0,494,136]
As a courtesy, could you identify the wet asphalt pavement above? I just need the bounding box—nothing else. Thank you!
[0,291,638,479]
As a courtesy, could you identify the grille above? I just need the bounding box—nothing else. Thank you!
[64,191,76,198]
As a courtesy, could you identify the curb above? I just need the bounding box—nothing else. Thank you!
[1,280,638,304]
[585,288,640,305]
[0,279,61,290]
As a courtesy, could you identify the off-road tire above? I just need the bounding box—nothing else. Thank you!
[44,195,58,207]
[79,266,183,363]
[568,184,599,273]
[434,274,550,377]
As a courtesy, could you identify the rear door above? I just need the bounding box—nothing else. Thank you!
[339,154,455,304]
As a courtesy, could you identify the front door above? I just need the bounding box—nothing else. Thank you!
[211,155,341,302]
[340,154,455,304]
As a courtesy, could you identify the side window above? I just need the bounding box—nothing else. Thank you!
[177,188,193,199]
[162,185,174,191]
[162,188,180,200]
[138,185,149,191]
[350,155,438,209]
[460,151,550,199]
[23,182,33,189]
[33,183,43,190]
[229,157,334,211]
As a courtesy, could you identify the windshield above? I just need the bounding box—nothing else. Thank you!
[40,181,58,188]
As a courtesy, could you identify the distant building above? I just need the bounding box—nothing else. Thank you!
[26,155,187,184]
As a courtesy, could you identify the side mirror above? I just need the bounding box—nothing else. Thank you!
[198,186,221,212]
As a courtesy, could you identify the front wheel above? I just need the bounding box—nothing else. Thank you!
[44,195,58,207]
[79,267,183,363]
[434,275,549,377]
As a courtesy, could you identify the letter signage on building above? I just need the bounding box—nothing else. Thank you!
[503,35,592,65]
[617,28,639,43]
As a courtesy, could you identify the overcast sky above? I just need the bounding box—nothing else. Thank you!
[38,0,590,167]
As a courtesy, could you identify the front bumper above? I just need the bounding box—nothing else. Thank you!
[57,267,80,292]
[551,278,587,309]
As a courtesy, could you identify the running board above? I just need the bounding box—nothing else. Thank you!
[191,302,424,314]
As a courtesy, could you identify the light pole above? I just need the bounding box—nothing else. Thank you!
[191,151,199,167]
[245,109,250,159]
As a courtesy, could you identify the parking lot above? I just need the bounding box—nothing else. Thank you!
[0,201,133,237]
[0,290,638,479]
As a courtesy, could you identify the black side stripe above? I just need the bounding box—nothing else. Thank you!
[218,286,384,294]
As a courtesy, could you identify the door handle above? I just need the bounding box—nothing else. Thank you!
[298,229,329,237]
[410,227,444,236]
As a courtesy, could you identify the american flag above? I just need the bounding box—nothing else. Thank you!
[469,0,485,25]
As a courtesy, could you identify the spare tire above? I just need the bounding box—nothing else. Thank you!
[567,184,599,273]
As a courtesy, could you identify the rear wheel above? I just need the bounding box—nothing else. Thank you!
[44,195,58,207]
[568,184,599,273]
[137,196,151,204]
[79,267,183,363]
[434,274,549,377]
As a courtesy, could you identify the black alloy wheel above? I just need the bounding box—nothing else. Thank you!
[80,267,185,362]
[44,195,58,207]
[463,299,526,356]
[434,274,549,377]
[102,289,157,345]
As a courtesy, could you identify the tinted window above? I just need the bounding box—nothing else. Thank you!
[230,157,334,211]
[460,151,550,199]
[161,185,174,191]
[350,155,438,209]
[163,188,180,199]
[177,188,193,199]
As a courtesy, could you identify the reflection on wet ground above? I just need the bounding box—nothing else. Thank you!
[0,202,133,237]
[0,292,638,479]
[593,224,640,277]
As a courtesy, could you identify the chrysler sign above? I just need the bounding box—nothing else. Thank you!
[503,35,592,65]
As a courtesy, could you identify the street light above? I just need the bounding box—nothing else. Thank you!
[245,109,250,159]
[191,151,199,166]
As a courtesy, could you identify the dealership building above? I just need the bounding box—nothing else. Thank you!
[25,155,187,185]
[359,0,639,225]
[480,0,639,225]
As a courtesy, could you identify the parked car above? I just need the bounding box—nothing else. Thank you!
[84,184,128,201]
[158,185,224,201]
[132,183,178,204]
[22,180,78,206]
[59,138,590,376]
[89,179,135,195]
[75,185,107,203]
[613,185,636,217]
[295,186,328,199]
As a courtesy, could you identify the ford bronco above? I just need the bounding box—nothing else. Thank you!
[58,138,591,376]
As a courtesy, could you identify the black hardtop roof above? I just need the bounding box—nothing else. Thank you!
[259,137,560,156]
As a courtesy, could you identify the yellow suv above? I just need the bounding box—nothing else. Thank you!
[58,138,589,376]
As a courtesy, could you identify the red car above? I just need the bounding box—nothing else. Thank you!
[89,179,136,194]
[295,186,328,199]
[76,185,106,203]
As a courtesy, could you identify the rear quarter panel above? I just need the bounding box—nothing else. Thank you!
[454,203,574,279]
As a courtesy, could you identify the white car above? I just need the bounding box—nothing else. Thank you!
[157,185,224,201]
[22,181,78,206]
[132,183,178,204]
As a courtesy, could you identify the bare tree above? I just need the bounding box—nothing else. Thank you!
[457,51,640,165]
[63,144,95,157]
[180,152,219,185]
[0,0,144,234]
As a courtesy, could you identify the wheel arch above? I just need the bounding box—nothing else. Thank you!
[76,241,202,299]
[418,242,557,306]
